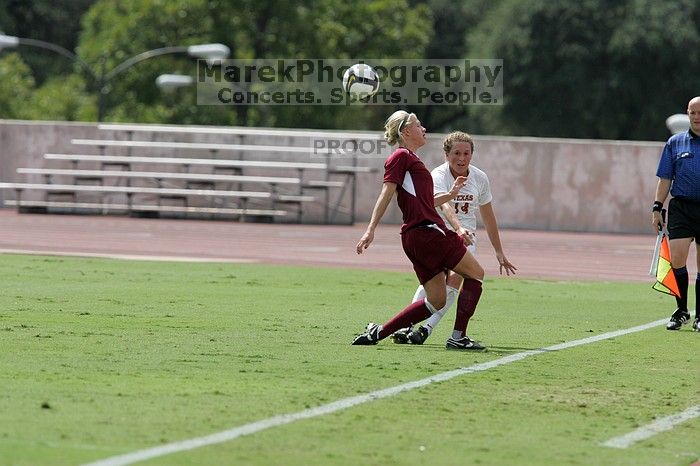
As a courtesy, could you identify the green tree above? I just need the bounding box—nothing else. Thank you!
[463,0,700,140]
[25,75,96,121]
[75,0,433,128]
[0,52,34,118]
[419,0,502,133]
[606,0,700,139]
[75,0,234,124]
[0,0,95,84]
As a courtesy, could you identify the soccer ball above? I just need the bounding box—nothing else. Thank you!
[342,63,380,100]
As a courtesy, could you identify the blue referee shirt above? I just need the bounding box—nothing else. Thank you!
[656,129,700,201]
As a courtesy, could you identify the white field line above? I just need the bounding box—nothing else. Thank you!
[83,318,667,466]
[602,405,700,449]
[0,249,258,264]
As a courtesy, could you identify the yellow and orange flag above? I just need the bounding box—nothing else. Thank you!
[650,232,680,297]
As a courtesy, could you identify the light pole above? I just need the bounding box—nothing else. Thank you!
[0,34,229,120]
[665,113,689,135]
[155,74,195,92]
[155,73,263,123]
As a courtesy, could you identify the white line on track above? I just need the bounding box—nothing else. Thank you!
[0,249,257,263]
[83,318,667,466]
[601,405,700,449]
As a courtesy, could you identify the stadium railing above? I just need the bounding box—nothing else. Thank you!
[0,124,378,223]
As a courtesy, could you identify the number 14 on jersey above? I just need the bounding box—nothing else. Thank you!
[454,202,469,214]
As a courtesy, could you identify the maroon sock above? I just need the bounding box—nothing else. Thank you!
[454,279,483,334]
[378,300,432,339]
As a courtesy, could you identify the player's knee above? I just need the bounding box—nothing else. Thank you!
[426,297,446,311]
[463,263,483,281]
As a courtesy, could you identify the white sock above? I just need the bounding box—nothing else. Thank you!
[412,285,426,303]
[423,286,459,334]
[424,298,439,314]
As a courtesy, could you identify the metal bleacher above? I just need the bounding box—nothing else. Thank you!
[0,124,379,224]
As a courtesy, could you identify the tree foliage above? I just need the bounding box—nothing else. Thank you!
[25,75,96,121]
[73,0,432,128]
[0,0,95,84]
[419,0,502,133]
[462,0,700,140]
[0,52,34,118]
[0,0,697,140]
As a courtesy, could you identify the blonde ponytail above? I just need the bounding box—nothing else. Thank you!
[384,110,414,145]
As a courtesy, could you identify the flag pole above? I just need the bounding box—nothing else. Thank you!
[649,208,665,277]
[649,231,662,277]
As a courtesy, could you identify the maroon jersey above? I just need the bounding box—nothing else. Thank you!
[383,147,446,233]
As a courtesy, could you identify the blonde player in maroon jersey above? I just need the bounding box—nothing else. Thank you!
[392,131,517,347]
[352,111,487,350]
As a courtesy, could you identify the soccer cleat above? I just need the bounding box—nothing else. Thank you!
[666,309,691,330]
[408,326,430,345]
[352,323,380,345]
[391,327,411,344]
[446,336,486,351]
[693,317,700,332]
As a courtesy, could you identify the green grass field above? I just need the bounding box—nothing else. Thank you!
[0,253,698,466]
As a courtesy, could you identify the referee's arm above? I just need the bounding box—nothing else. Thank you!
[652,177,671,230]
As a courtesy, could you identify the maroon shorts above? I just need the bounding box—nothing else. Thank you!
[401,224,467,284]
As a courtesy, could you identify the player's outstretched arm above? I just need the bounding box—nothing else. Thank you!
[480,202,517,275]
[356,182,397,254]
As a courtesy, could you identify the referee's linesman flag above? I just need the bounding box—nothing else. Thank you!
[651,232,681,298]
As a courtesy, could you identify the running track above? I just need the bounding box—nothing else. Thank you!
[2,209,692,282]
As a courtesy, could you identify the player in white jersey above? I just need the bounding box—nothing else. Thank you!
[392,131,517,347]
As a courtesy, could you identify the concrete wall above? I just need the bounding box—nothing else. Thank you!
[0,120,664,233]
[0,120,100,188]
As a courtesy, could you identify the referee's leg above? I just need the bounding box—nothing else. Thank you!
[695,242,700,330]
[666,198,697,330]
[667,237,692,329]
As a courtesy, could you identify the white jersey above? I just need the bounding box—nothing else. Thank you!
[431,162,492,237]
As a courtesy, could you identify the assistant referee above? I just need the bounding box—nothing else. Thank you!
[652,96,700,332]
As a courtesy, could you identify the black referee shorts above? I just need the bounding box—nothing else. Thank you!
[668,197,700,241]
